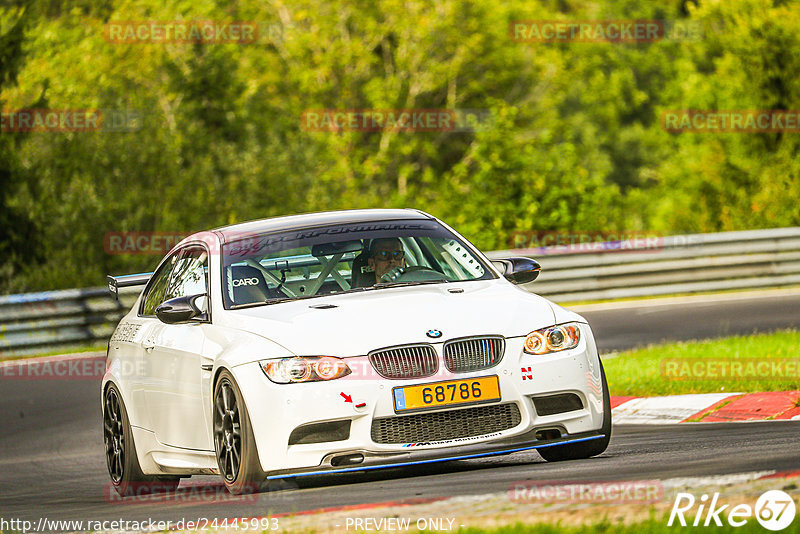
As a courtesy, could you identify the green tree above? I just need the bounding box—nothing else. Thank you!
[0,6,39,290]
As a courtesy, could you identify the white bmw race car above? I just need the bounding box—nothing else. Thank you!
[103,209,611,495]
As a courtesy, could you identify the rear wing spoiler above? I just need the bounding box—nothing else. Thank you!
[107,272,153,300]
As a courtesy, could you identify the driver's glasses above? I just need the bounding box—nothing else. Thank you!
[373,250,404,261]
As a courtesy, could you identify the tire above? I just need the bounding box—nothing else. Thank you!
[103,384,180,496]
[537,359,612,462]
[213,370,265,495]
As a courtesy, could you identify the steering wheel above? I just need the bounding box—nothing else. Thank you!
[379,265,448,284]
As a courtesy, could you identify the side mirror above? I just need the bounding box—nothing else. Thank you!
[492,257,541,285]
[155,294,207,324]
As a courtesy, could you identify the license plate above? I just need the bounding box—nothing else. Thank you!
[392,376,501,413]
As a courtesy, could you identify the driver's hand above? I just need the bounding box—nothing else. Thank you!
[379,266,406,283]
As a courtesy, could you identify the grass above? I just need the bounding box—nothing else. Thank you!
[603,329,800,396]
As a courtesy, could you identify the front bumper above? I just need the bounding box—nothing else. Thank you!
[231,323,606,476]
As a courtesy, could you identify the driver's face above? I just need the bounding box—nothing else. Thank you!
[368,243,406,281]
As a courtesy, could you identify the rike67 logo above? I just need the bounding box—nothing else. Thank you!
[668,490,796,531]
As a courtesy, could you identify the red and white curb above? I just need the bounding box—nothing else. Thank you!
[611,391,800,424]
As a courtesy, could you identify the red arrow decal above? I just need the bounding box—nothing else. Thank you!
[340,392,353,403]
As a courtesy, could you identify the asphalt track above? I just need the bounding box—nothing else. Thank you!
[1,291,799,527]
[578,289,800,352]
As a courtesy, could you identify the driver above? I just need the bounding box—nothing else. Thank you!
[368,237,406,283]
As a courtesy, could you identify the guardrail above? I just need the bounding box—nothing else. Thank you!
[0,288,138,357]
[486,227,800,301]
[1,227,799,356]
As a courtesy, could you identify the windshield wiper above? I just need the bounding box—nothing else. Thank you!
[372,279,449,289]
[230,297,302,309]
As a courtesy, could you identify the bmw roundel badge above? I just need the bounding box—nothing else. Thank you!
[426,329,443,339]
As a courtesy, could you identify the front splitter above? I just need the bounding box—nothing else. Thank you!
[266,429,606,480]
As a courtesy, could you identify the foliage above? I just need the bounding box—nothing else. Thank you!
[0,0,798,291]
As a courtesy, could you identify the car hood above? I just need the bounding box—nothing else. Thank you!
[222,280,560,357]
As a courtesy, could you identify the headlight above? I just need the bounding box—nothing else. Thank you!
[524,323,581,355]
[259,356,351,384]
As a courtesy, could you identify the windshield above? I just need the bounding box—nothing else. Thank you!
[221,219,494,309]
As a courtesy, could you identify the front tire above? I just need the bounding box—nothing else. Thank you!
[537,359,612,462]
[103,384,180,496]
[213,370,265,494]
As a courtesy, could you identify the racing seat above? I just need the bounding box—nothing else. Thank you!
[228,265,273,305]
[350,251,375,288]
